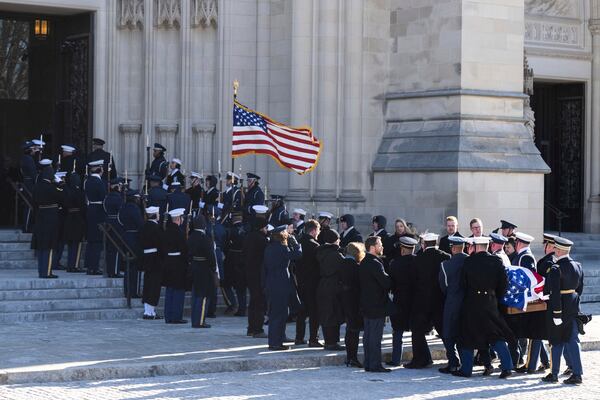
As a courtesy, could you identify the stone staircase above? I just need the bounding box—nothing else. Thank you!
[554,232,600,304]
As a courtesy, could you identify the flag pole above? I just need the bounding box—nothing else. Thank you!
[231,79,239,174]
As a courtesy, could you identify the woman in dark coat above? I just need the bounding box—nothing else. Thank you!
[340,241,365,367]
[263,226,302,350]
[316,229,345,350]
[63,173,86,272]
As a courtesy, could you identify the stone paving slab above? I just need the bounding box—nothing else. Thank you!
[0,302,599,385]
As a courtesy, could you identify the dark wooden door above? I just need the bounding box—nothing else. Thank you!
[531,83,584,232]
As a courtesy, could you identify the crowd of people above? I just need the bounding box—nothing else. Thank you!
[19,138,587,385]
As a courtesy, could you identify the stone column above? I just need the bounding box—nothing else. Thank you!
[287,0,314,201]
[586,1,600,232]
[372,0,549,237]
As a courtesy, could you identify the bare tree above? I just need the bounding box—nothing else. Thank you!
[0,19,29,100]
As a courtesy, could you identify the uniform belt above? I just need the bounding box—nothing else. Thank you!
[39,204,58,209]
[126,230,138,233]
[143,248,158,254]
[193,256,208,261]
[89,201,103,205]
[167,252,181,256]
[560,289,576,294]
[68,208,81,212]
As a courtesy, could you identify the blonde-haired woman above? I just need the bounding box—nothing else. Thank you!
[340,242,366,367]
[263,226,302,351]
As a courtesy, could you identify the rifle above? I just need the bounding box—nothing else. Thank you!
[107,153,113,192]
[185,200,193,240]
[57,153,62,172]
[163,203,170,230]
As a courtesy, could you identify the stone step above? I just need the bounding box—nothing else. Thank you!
[0,230,32,242]
[0,287,125,301]
[0,242,32,251]
[581,294,600,303]
[0,251,36,261]
[0,297,134,313]
[0,307,145,323]
[0,260,37,269]
[0,276,124,290]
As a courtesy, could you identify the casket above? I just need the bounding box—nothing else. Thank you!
[506,300,547,315]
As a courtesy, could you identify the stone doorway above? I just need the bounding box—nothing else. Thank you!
[0,8,93,226]
[531,82,585,232]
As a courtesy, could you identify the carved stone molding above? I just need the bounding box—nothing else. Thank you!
[525,21,580,47]
[590,20,600,36]
[117,0,144,30]
[192,121,216,135]
[191,0,218,28]
[155,123,179,135]
[155,0,181,29]
[119,122,143,135]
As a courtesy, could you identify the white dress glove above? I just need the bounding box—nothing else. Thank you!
[553,318,562,326]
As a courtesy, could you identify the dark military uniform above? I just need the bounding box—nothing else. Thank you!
[139,219,164,312]
[149,154,168,180]
[242,182,265,222]
[243,227,269,335]
[186,183,204,212]
[32,171,64,278]
[225,222,247,316]
[387,253,415,365]
[295,233,321,344]
[118,197,144,297]
[84,173,107,274]
[208,218,232,316]
[104,190,124,277]
[188,226,217,328]
[63,174,86,272]
[222,184,242,219]
[407,246,450,367]
[340,227,363,249]
[147,183,168,220]
[167,186,192,232]
[87,148,117,182]
[20,151,37,232]
[546,255,584,379]
[166,169,186,190]
[161,220,189,323]
[268,203,288,228]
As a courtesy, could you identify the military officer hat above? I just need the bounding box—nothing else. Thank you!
[372,215,387,227]
[169,181,181,189]
[293,208,307,216]
[61,144,76,153]
[190,171,202,180]
[39,159,52,166]
[318,211,334,220]
[553,236,574,251]
[253,205,269,214]
[92,138,106,146]
[153,143,166,151]
[395,236,418,249]
[339,214,355,226]
[500,220,517,230]
[472,236,491,245]
[514,232,534,244]
[321,228,341,244]
[168,208,186,218]
[226,172,240,180]
[270,194,284,201]
[55,171,67,180]
[543,233,557,244]
[246,172,260,180]
[171,158,182,165]
[205,175,217,186]
[88,159,104,167]
[420,232,439,242]
[267,224,275,232]
[489,233,508,244]
[22,140,34,149]
[147,174,162,182]
[448,235,466,245]
[32,139,45,147]
[145,206,160,215]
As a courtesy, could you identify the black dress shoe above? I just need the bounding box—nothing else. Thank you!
[295,339,306,345]
[439,365,458,374]
[308,341,324,348]
[499,370,512,379]
[403,361,432,369]
[54,264,65,270]
[514,365,529,373]
[86,270,103,275]
[346,359,363,368]
[563,375,582,385]
[482,366,494,376]
[253,332,268,339]
[153,315,163,320]
[268,345,290,351]
[542,373,558,383]
[386,361,401,367]
[538,363,550,372]
[324,344,345,351]
[451,370,472,378]
[283,337,295,343]
[192,323,211,328]
[370,367,391,373]
[143,314,154,320]
[561,367,573,376]
[167,319,188,324]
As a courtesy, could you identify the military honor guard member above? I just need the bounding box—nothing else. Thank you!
[316,211,334,245]
[438,236,468,373]
[166,158,185,189]
[118,189,144,298]
[222,172,242,220]
[263,225,303,350]
[87,138,117,182]
[499,219,518,237]
[359,236,392,373]
[62,173,86,273]
[32,159,64,278]
[84,159,107,275]
[267,194,288,228]
[203,175,219,216]
[386,236,417,366]
[56,144,82,176]
[104,178,125,277]
[20,140,39,232]
[139,206,164,320]
[542,236,584,385]
[339,214,363,249]
[188,214,217,328]
[243,217,270,337]
[167,181,191,231]
[537,233,557,277]
[186,172,204,212]
[453,236,515,379]
[242,172,265,222]
[147,174,168,220]
[148,143,169,180]
[224,212,248,316]
[490,233,511,266]
[162,208,189,324]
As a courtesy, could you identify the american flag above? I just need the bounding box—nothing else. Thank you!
[501,266,545,310]
[232,101,322,174]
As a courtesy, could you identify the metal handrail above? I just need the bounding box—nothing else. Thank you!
[544,200,569,236]
[98,222,137,308]
[7,178,34,228]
